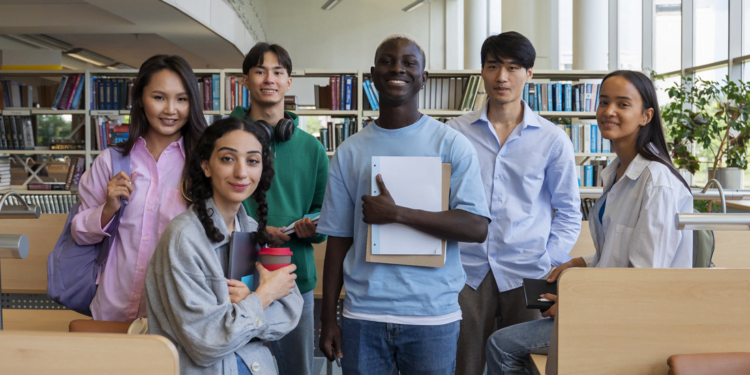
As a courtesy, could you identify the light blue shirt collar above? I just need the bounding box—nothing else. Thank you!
[470,99,542,131]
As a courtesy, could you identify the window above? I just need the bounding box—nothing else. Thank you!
[655,75,680,106]
[694,0,729,66]
[489,0,502,36]
[654,0,682,73]
[694,66,728,83]
[559,0,573,70]
[618,0,642,70]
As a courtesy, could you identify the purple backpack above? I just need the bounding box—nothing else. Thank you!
[47,149,130,316]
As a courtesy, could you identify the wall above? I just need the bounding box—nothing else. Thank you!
[264,0,446,71]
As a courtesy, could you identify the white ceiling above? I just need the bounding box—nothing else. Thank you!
[0,0,246,69]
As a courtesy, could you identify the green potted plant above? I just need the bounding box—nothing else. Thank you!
[661,75,750,189]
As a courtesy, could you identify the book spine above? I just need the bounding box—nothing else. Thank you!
[523,83,529,104]
[230,76,236,110]
[339,75,346,110]
[203,77,211,110]
[585,165,593,187]
[320,127,329,151]
[564,83,572,112]
[65,74,81,110]
[0,117,6,150]
[591,124,597,153]
[51,76,68,109]
[212,74,220,110]
[345,76,353,111]
[555,82,563,111]
[70,74,85,109]
[23,117,34,149]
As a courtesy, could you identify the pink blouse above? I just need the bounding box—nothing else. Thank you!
[71,137,188,322]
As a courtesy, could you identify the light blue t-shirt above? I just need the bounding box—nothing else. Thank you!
[317,115,491,316]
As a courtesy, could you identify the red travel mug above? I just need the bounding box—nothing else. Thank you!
[258,247,293,271]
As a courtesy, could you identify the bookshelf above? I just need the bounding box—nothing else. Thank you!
[1,68,611,190]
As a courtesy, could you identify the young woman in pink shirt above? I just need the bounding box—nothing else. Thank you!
[71,55,207,322]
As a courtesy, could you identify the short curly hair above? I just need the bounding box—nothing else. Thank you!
[375,33,426,68]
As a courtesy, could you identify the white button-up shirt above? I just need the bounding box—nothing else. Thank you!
[584,153,693,268]
[447,100,582,292]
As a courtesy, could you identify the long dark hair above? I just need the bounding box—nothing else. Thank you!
[181,117,274,244]
[601,70,692,192]
[122,55,207,157]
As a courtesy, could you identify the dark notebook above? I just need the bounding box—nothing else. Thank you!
[227,231,261,290]
[522,278,557,311]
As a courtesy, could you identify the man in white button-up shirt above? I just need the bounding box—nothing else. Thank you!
[447,32,582,375]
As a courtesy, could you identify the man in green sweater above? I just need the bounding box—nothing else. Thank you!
[230,42,328,375]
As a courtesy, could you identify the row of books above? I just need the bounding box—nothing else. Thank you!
[1,193,80,214]
[313,75,359,111]
[199,75,221,111]
[92,118,129,150]
[0,74,85,110]
[226,76,249,111]
[524,82,601,112]
[91,78,133,111]
[0,116,35,150]
[556,121,611,154]
[318,117,358,152]
[0,157,9,189]
[417,77,469,111]
[578,160,610,187]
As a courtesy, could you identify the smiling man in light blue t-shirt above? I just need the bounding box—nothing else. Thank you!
[316,34,491,375]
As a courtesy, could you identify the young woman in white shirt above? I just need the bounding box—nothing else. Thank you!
[484,70,693,375]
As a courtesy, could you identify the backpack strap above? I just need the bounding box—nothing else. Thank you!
[95,148,131,267]
[109,147,131,205]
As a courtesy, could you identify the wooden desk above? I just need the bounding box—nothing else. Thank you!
[530,354,547,375]
[550,268,750,375]
[0,330,179,374]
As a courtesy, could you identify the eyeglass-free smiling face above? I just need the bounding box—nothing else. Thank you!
[142,69,190,142]
[201,129,264,208]
[371,39,427,106]
[243,51,292,107]
[596,75,654,144]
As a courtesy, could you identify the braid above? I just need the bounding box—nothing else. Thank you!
[195,198,224,243]
[252,140,274,245]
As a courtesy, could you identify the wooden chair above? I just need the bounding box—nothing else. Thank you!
[546,268,750,375]
[0,330,178,374]
[69,319,131,334]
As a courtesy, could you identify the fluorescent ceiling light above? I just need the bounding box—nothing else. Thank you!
[321,0,340,10]
[6,34,72,51]
[403,0,431,12]
[65,48,116,67]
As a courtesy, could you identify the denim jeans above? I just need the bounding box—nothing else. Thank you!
[485,317,553,375]
[270,289,315,375]
[341,317,460,375]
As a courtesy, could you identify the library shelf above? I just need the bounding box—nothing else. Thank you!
[0,150,86,155]
[296,110,358,116]
[1,108,86,116]
[537,111,597,117]
[0,188,77,195]
[363,110,470,117]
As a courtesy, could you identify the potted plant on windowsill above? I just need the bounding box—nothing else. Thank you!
[661,75,750,189]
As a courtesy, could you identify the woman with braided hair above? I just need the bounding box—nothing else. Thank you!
[145,116,303,375]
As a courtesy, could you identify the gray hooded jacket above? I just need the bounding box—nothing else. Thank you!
[146,198,303,375]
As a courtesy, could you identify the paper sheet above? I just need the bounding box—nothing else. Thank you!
[371,156,443,255]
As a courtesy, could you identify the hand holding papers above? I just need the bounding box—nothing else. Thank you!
[365,157,450,267]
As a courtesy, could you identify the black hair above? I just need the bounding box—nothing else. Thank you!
[181,117,275,245]
[123,55,207,157]
[601,70,691,192]
[242,43,293,76]
[374,35,427,70]
[481,31,536,69]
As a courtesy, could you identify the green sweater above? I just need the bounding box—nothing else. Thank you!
[230,106,328,294]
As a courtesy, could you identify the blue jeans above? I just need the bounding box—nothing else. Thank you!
[270,289,315,375]
[341,317,460,375]
[485,318,553,375]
